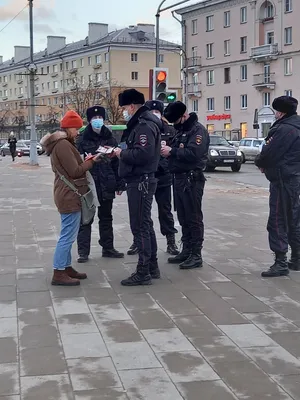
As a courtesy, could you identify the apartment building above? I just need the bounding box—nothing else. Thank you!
[0,23,181,127]
[177,0,297,138]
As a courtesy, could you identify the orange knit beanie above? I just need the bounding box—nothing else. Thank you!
[60,110,83,129]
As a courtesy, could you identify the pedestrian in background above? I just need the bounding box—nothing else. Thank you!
[41,110,99,286]
[113,89,161,286]
[162,101,209,270]
[8,132,17,162]
[255,96,300,277]
[76,105,125,263]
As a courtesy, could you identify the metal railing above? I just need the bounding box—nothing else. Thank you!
[253,73,275,85]
[187,83,201,96]
[185,57,202,69]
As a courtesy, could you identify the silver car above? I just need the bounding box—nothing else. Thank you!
[238,138,265,163]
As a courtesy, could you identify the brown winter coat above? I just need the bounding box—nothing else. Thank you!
[40,131,94,214]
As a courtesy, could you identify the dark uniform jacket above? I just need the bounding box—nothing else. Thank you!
[8,137,17,152]
[255,114,300,183]
[77,124,125,201]
[119,106,161,181]
[168,113,210,174]
[156,122,176,188]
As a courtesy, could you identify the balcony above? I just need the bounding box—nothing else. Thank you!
[253,73,276,89]
[2,83,7,87]
[250,44,279,61]
[17,79,23,84]
[70,68,78,74]
[52,89,59,94]
[51,73,58,78]
[187,83,202,97]
[18,94,24,99]
[2,97,8,101]
[185,57,201,71]
[93,63,102,69]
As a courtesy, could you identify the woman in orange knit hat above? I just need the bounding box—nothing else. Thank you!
[41,110,101,286]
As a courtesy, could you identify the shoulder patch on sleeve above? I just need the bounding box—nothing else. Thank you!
[196,134,202,145]
[139,134,147,147]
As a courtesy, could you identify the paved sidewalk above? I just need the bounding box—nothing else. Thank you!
[1,156,300,400]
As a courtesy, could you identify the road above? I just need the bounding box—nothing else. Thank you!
[205,162,269,189]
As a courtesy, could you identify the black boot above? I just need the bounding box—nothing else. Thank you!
[121,264,152,286]
[166,234,179,256]
[288,249,300,271]
[127,242,139,255]
[149,259,161,279]
[168,244,190,264]
[77,255,89,264]
[102,248,124,258]
[261,253,289,277]
[180,247,203,270]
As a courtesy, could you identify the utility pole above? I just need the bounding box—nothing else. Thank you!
[28,0,38,165]
[155,0,191,67]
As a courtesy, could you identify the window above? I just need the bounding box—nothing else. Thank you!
[240,65,248,81]
[224,67,231,84]
[224,40,230,56]
[53,64,58,73]
[131,71,138,80]
[48,98,51,106]
[96,73,102,83]
[4,89,8,97]
[263,92,271,106]
[88,74,92,82]
[192,19,198,34]
[241,94,248,109]
[224,11,230,27]
[240,6,247,23]
[53,81,58,89]
[54,97,58,105]
[47,82,50,89]
[19,87,23,95]
[224,96,231,111]
[284,58,292,75]
[207,97,215,111]
[285,27,292,45]
[47,66,50,74]
[285,90,293,96]
[285,0,292,12]
[206,43,214,59]
[224,123,231,131]
[72,60,77,69]
[3,76,7,83]
[60,63,63,72]
[105,71,109,80]
[266,31,274,45]
[192,99,199,112]
[95,55,101,64]
[65,62,69,71]
[206,70,214,85]
[240,36,247,53]
[131,53,138,62]
[265,2,274,18]
[159,54,164,63]
[207,124,215,133]
[60,80,63,87]
[14,88,17,96]
[206,15,214,31]
[192,46,198,58]
[88,57,92,66]
[80,58,84,67]
[81,76,85,85]
[105,53,109,62]
[41,83,45,91]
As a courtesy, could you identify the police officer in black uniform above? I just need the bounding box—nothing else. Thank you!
[255,96,300,277]
[162,101,209,270]
[76,105,125,262]
[127,100,179,256]
[113,89,161,286]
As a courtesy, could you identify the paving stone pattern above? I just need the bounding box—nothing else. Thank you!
[0,157,300,399]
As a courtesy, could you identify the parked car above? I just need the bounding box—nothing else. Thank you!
[0,141,30,157]
[23,140,44,155]
[205,135,243,172]
[238,138,265,163]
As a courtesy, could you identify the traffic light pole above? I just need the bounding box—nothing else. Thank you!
[155,0,191,68]
[28,0,38,165]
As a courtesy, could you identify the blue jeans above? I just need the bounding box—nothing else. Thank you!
[53,212,81,270]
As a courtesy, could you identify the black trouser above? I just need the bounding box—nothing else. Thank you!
[127,177,158,266]
[10,148,16,161]
[175,174,205,249]
[155,184,177,236]
[77,199,114,256]
[268,180,300,253]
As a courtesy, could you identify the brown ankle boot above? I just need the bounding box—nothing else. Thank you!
[65,266,87,280]
[51,270,80,286]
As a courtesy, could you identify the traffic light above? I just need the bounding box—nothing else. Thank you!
[166,92,176,103]
[153,68,168,102]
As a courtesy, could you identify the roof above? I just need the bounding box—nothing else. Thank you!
[175,0,230,15]
[0,26,181,72]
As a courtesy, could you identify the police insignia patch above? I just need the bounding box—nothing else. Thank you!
[140,134,147,147]
[196,135,202,145]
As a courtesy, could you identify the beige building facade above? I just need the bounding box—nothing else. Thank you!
[177,0,298,138]
[0,23,181,128]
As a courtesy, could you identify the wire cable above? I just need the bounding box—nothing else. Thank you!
[0,4,28,35]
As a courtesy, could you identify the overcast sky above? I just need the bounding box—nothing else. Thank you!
[0,0,200,61]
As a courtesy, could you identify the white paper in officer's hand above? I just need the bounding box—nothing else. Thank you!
[96,146,114,154]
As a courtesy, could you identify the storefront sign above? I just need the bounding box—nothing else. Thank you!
[207,114,231,121]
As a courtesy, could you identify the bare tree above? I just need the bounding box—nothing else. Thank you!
[0,110,10,133]
[12,110,26,140]
[46,106,60,129]
[99,81,124,125]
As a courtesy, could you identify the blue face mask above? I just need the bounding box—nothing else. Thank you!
[91,119,104,131]
[123,110,131,121]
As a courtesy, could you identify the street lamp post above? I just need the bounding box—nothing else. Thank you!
[155,0,191,68]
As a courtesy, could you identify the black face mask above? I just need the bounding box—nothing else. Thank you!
[174,117,183,130]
